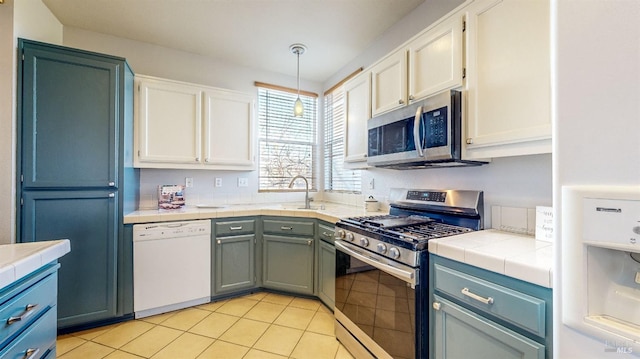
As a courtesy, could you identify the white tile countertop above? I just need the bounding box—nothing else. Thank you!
[0,239,71,289]
[428,229,553,288]
[124,202,385,225]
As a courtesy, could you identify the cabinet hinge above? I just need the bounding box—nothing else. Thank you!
[20,174,23,183]
[463,20,466,32]
[22,53,25,61]
[20,198,23,206]
[462,68,466,79]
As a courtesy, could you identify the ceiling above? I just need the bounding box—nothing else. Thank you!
[41,0,425,83]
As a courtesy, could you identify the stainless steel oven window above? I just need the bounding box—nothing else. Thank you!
[335,242,417,359]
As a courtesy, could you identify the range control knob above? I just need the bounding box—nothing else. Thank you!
[389,247,401,259]
[345,232,355,241]
[376,243,387,254]
[360,238,369,247]
[336,230,346,239]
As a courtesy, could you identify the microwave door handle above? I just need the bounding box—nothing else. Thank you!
[413,106,424,157]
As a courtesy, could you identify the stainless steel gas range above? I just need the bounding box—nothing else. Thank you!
[334,188,484,359]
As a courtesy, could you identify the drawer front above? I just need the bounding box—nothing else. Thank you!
[433,263,546,338]
[215,219,255,236]
[318,223,335,244]
[0,306,56,359]
[263,219,315,237]
[0,273,57,349]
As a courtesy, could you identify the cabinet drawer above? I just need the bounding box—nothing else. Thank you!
[0,306,56,359]
[0,273,57,349]
[318,224,335,244]
[263,219,314,237]
[433,263,546,338]
[215,219,255,236]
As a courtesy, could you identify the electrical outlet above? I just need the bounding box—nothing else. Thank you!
[185,177,193,188]
[215,178,222,187]
[238,177,248,187]
[368,178,375,190]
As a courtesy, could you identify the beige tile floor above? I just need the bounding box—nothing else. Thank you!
[56,292,355,359]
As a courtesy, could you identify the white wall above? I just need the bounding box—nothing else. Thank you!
[553,0,640,357]
[0,0,62,244]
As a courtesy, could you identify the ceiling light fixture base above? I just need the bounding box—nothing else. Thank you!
[290,43,307,56]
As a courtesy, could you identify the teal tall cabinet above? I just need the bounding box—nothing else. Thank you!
[17,39,138,331]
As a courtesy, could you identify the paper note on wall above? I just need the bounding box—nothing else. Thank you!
[535,206,553,242]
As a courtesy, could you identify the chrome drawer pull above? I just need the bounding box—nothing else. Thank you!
[307,240,313,246]
[280,226,293,231]
[23,348,40,359]
[322,231,332,238]
[216,239,221,245]
[229,226,243,230]
[461,288,494,305]
[7,304,38,325]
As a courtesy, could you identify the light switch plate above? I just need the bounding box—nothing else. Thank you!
[215,178,222,187]
[185,177,193,188]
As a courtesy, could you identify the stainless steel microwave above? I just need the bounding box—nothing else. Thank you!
[366,90,486,169]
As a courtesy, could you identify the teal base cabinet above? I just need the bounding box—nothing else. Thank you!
[0,263,60,359]
[213,219,257,296]
[263,218,315,295]
[430,255,552,359]
[22,191,118,329]
[316,222,335,309]
[432,295,544,359]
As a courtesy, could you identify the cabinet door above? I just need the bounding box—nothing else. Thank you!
[263,235,314,295]
[408,15,464,101]
[136,76,202,164]
[21,190,118,329]
[317,240,335,309]
[214,234,256,294]
[343,73,371,167]
[432,295,545,359]
[21,44,120,189]
[371,50,408,116]
[465,0,551,158]
[203,89,255,169]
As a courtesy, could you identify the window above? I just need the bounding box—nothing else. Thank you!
[257,85,317,191]
[324,85,361,192]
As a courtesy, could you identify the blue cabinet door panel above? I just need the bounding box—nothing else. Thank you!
[21,45,119,188]
[21,190,118,328]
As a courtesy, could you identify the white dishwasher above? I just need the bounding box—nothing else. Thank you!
[133,219,211,318]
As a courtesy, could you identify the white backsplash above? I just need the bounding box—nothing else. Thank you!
[491,205,536,236]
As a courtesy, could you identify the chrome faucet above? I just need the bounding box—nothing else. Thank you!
[288,175,312,209]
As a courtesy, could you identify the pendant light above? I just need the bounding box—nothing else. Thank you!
[290,43,306,117]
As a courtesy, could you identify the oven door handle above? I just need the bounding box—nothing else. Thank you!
[335,240,418,287]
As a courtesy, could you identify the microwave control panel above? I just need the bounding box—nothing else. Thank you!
[424,106,448,148]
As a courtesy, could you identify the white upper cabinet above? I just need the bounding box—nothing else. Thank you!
[136,77,202,164]
[408,14,464,102]
[464,0,551,159]
[370,50,407,117]
[370,13,464,118]
[343,72,371,167]
[203,89,255,169]
[134,75,255,170]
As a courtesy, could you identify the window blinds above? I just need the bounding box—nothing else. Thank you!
[323,86,361,192]
[257,87,317,191]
